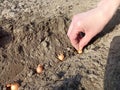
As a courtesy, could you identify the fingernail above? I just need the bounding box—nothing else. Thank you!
[79,46,82,50]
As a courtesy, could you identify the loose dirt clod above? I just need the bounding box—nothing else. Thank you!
[36,64,43,74]
[58,53,64,61]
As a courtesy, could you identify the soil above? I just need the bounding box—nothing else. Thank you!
[0,0,120,90]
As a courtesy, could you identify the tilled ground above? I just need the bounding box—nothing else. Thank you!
[0,0,120,90]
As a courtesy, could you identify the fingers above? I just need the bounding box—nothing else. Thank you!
[67,15,79,36]
[78,33,93,50]
[67,16,93,50]
[67,26,83,50]
[67,22,73,36]
[68,23,93,50]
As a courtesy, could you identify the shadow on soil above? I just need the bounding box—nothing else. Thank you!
[53,73,84,90]
[0,27,12,47]
[104,36,120,90]
[89,9,120,45]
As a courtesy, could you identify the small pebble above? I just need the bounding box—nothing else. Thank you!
[28,70,34,77]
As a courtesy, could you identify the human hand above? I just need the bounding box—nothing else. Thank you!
[67,7,111,51]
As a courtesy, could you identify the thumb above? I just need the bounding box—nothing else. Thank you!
[78,34,93,50]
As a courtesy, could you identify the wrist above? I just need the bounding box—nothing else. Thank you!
[97,0,120,21]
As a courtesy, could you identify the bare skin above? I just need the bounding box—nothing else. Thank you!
[67,0,120,51]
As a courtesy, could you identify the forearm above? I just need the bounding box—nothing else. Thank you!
[97,0,120,21]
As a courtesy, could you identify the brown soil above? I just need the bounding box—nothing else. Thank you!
[0,0,120,90]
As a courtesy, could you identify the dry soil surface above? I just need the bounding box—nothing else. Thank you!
[0,0,120,90]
